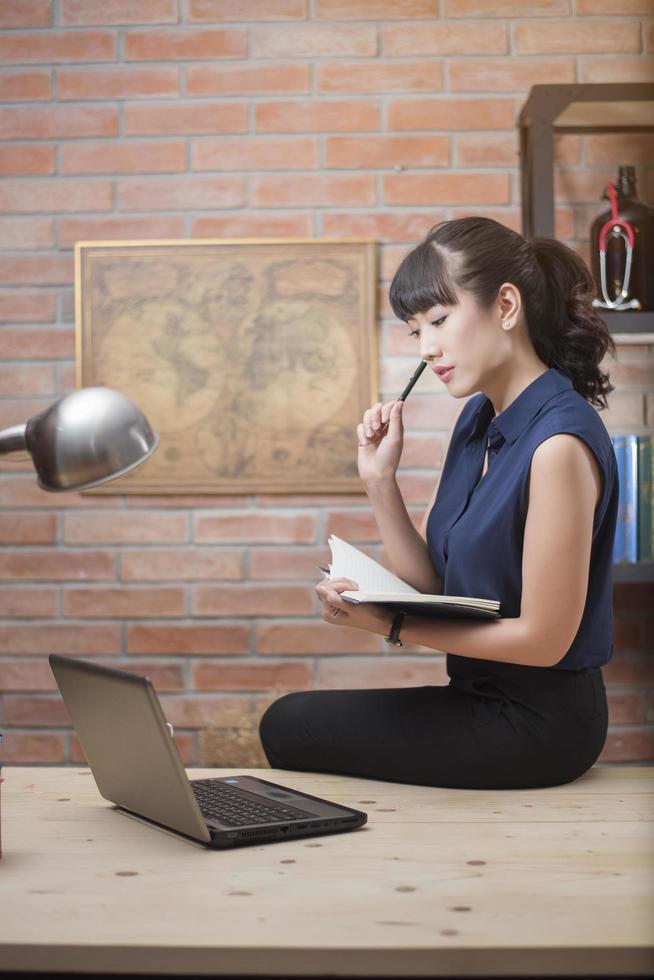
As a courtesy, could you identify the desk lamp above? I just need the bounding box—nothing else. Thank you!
[0,387,159,491]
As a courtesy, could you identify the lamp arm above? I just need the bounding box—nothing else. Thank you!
[0,423,27,455]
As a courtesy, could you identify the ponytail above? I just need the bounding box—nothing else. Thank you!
[530,238,615,410]
[389,217,616,410]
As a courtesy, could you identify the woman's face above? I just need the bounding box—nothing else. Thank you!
[405,286,509,397]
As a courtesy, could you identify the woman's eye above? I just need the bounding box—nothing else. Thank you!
[408,328,420,337]
[431,316,446,327]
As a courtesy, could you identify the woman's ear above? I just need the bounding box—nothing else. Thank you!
[497,282,522,329]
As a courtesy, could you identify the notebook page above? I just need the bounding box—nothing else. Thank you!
[328,535,419,595]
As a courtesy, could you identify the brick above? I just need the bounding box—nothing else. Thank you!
[384,172,509,206]
[127,622,250,654]
[399,433,445,469]
[252,173,376,207]
[253,24,377,58]
[515,20,641,54]
[585,133,654,167]
[0,732,65,763]
[0,660,56,691]
[192,660,313,692]
[600,727,654,763]
[613,617,643,652]
[0,106,117,140]
[449,207,522,233]
[118,175,245,211]
[316,0,437,16]
[0,587,57,618]
[192,136,318,171]
[0,69,51,101]
[0,398,52,432]
[0,624,120,655]
[396,471,438,505]
[325,509,381,542]
[199,723,268,767]
[607,690,647,725]
[321,211,443,242]
[0,1,52,28]
[0,255,72,286]
[191,213,313,237]
[61,0,177,24]
[0,31,116,65]
[121,548,244,581]
[383,22,507,56]
[158,695,251,728]
[445,0,568,12]
[602,651,654,685]
[555,168,617,203]
[63,513,187,544]
[188,0,306,19]
[3,697,71,727]
[125,494,250,509]
[186,63,309,96]
[124,101,246,136]
[257,621,380,654]
[448,57,577,92]
[319,656,448,689]
[63,587,186,618]
[457,134,518,167]
[581,57,654,83]
[256,99,380,133]
[0,550,115,581]
[399,392,464,429]
[325,135,449,169]
[195,512,316,543]
[249,546,334,580]
[124,28,246,60]
[0,217,53,249]
[0,327,72,356]
[604,359,654,389]
[0,179,112,214]
[0,478,114,509]
[59,215,185,248]
[0,512,56,543]
[577,0,653,11]
[255,494,365,507]
[192,584,315,616]
[554,207,575,240]
[0,145,55,176]
[596,392,644,429]
[388,98,514,131]
[61,139,186,175]
[318,60,442,94]
[58,67,179,100]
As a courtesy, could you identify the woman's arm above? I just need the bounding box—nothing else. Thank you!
[397,433,602,667]
[319,433,602,668]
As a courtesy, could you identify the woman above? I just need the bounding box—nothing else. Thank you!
[259,217,618,790]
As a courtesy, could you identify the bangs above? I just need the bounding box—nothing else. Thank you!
[389,240,458,323]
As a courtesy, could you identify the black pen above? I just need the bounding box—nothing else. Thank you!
[398,359,427,401]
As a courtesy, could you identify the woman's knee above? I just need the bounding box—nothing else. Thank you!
[258,691,308,768]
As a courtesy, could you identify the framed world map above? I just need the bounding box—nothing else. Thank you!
[75,238,377,494]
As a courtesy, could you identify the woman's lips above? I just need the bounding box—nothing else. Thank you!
[433,366,455,382]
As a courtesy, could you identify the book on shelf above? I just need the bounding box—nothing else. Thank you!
[325,535,501,621]
[612,434,653,563]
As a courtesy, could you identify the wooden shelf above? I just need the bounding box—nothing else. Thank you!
[519,83,654,338]
[613,562,654,583]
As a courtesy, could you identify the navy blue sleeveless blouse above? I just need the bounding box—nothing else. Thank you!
[426,368,618,671]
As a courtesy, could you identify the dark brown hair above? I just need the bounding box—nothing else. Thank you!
[389,216,616,410]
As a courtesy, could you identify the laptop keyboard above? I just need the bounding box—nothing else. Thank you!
[190,778,315,828]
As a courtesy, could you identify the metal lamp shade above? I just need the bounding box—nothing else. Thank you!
[22,387,159,492]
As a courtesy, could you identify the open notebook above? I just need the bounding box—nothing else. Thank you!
[325,535,500,620]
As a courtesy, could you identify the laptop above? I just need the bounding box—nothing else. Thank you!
[49,655,367,849]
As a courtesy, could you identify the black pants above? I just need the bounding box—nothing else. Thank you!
[259,654,609,790]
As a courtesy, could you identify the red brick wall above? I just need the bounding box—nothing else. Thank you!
[0,0,653,768]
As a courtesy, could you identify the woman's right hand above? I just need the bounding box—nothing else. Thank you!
[357,399,404,484]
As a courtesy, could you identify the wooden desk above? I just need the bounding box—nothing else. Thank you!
[1,765,653,977]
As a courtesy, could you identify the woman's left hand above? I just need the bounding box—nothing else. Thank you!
[316,577,393,636]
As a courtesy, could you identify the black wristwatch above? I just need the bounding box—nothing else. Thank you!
[384,610,405,647]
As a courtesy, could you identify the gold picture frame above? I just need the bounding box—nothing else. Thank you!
[75,238,377,494]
